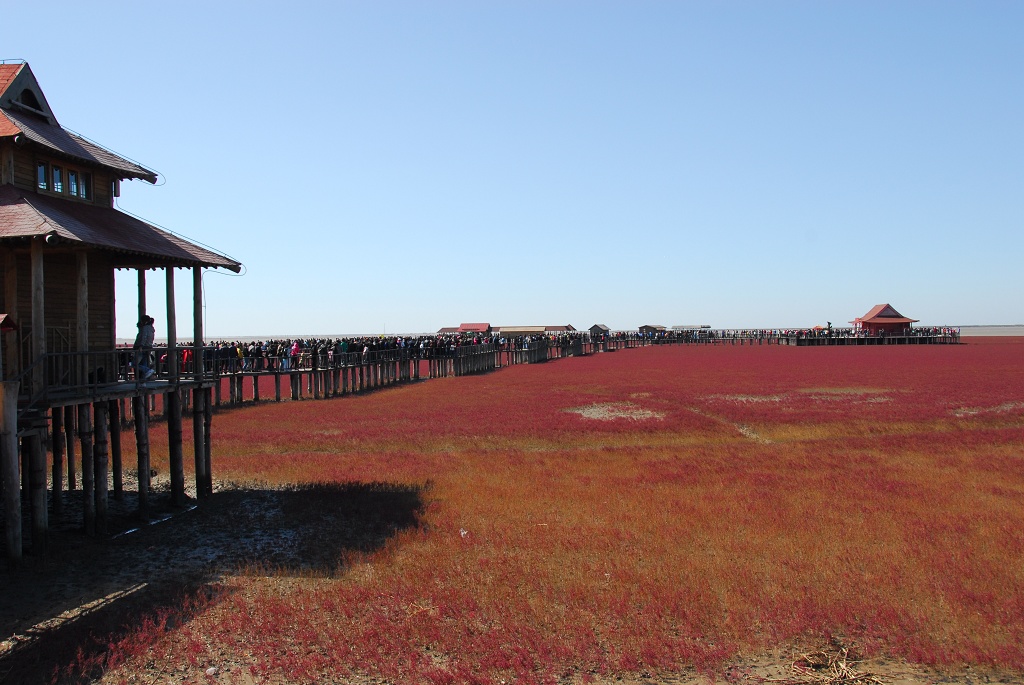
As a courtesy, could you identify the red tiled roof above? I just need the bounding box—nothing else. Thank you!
[853,303,918,325]
[0,184,240,272]
[0,111,18,137]
[1,109,156,182]
[458,322,490,332]
[0,64,21,99]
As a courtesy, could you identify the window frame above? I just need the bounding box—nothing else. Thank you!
[35,157,94,201]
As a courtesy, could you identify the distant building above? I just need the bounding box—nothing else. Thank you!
[850,304,918,335]
[494,325,545,337]
[638,325,666,335]
[589,324,610,339]
[437,323,491,335]
[545,324,576,334]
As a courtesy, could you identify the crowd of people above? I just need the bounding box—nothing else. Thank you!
[125,322,959,380]
[126,331,591,378]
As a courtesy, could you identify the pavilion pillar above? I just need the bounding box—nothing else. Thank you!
[78,402,95,536]
[109,400,123,500]
[64,405,76,490]
[133,395,151,520]
[31,238,44,397]
[27,240,48,548]
[4,250,18,378]
[51,407,64,514]
[192,267,210,498]
[93,401,109,535]
[166,268,185,506]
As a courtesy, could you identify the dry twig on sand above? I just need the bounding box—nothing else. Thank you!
[784,646,885,685]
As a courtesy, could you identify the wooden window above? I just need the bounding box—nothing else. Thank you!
[68,170,79,197]
[52,165,63,193]
[37,162,48,190]
[80,172,92,200]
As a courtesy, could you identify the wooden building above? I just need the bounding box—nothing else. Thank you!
[850,304,918,335]
[0,62,240,561]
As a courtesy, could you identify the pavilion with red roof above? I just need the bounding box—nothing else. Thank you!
[850,304,918,335]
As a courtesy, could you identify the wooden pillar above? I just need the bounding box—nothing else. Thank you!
[93,401,109,535]
[78,403,95,536]
[165,268,185,505]
[192,268,210,498]
[193,389,208,498]
[275,372,281,402]
[167,390,185,506]
[138,269,147,329]
[51,406,64,514]
[31,238,45,397]
[64,405,76,490]
[3,251,18,378]
[109,400,123,500]
[133,395,151,520]
[203,387,213,497]
[1,381,21,562]
[166,267,178,380]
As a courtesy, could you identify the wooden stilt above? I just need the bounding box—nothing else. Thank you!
[93,402,109,535]
[133,395,151,520]
[64,405,76,490]
[51,407,64,514]
[78,403,95,536]
[109,400,123,500]
[167,391,185,506]
[193,388,208,498]
[203,388,213,496]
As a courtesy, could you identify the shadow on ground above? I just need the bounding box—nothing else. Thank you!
[0,482,425,685]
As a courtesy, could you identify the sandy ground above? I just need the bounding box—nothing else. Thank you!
[1,480,1020,685]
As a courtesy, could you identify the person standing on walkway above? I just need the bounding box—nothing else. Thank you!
[134,315,156,381]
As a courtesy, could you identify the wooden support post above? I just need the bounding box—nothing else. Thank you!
[31,239,45,398]
[193,388,208,498]
[159,265,182,505]
[203,388,213,496]
[167,390,185,506]
[166,267,178,380]
[93,401,109,535]
[51,407,64,514]
[191,267,208,498]
[109,400,123,500]
[1,381,21,563]
[3,251,18,379]
[64,405,76,490]
[252,374,260,402]
[78,403,95,536]
[133,395,151,520]
[275,372,281,402]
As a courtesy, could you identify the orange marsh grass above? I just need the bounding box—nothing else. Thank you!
[103,341,1024,684]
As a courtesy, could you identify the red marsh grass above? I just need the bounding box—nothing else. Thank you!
[102,339,1024,684]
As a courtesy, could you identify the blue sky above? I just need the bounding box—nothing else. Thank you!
[6,1,1022,337]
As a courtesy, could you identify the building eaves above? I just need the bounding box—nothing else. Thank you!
[0,184,240,272]
[1,108,157,182]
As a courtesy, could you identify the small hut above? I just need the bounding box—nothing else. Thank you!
[850,304,918,335]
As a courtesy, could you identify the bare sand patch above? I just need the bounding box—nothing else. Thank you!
[565,402,665,421]
[952,400,1024,418]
